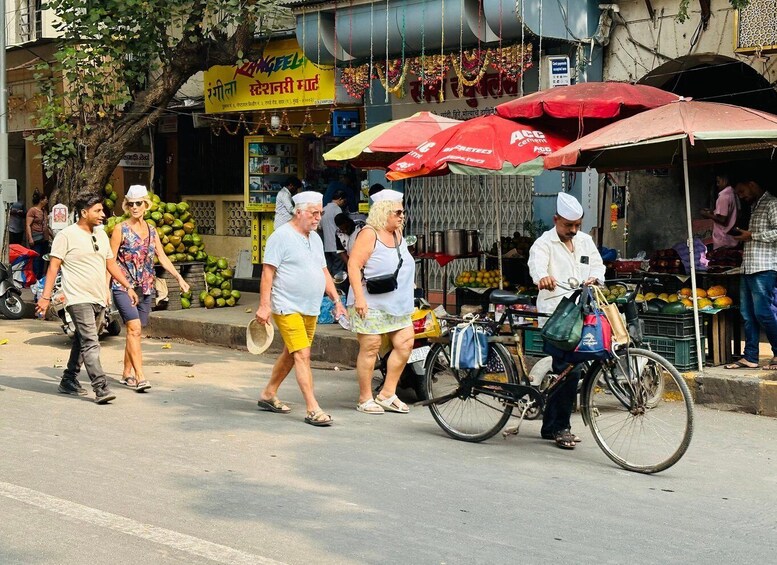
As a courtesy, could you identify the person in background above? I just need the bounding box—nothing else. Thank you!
[274,176,303,229]
[347,189,415,415]
[26,190,53,280]
[110,185,190,391]
[35,191,138,405]
[368,183,386,206]
[725,169,777,371]
[334,213,364,262]
[321,190,348,274]
[528,193,605,450]
[8,200,26,245]
[324,174,359,212]
[700,170,739,249]
[255,191,346,427]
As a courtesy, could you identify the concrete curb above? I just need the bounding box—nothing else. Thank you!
[685,370,777,417]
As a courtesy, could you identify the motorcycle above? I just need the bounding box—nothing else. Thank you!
[374,297,442,400]
[0,261,25,319]
[49,270,122,339]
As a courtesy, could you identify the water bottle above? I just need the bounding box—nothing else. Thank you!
[337,315,350,331]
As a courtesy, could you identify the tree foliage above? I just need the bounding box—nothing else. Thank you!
[34,0,290,203]
[676,0,751,23]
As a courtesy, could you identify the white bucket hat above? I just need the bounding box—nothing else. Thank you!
[246,319,274,355]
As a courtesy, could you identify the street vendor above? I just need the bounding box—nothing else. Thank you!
[700,169,739,250]
[527,192,605,450]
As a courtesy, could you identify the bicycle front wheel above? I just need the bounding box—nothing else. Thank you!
[424,342,517,442]
[582,348,694,474]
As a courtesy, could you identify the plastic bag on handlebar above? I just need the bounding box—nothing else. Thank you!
[541,288,585,351]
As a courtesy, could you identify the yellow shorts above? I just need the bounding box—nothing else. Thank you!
[272,313,318,353]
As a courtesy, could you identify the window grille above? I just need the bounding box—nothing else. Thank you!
[224,201,252,237]
[404,175,534,292]
[735,1,777,54]
[189,200,216,235]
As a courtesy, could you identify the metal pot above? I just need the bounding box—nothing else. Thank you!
[430,231,445,254]
[445,229,466,256]
[465,230,479,254]
[415,234,426,254]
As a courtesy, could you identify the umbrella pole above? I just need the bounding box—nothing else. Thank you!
[682,138,704,373]
[494,177,504,290]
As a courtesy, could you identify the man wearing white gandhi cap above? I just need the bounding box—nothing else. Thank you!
[254,188,346,427]
[527,192,605,450]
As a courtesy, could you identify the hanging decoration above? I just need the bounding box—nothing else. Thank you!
[610,203,619,230]
[207,110,331,138]
[450,49,491,93]
[334,45,532,100]
[374,60,410,98]
[490,44,533,81]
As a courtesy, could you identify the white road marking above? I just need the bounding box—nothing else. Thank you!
[0,481,286,565]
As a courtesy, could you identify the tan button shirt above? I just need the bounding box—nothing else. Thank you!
[50,224,113,306]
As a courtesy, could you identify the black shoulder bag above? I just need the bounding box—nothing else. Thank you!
[363,232,403,294]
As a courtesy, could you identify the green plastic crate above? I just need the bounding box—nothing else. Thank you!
[643,335,705,371]
[522,327,545,355]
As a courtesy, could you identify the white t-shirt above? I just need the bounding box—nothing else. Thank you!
[263,222,327,316]
[50,224,113,306]
[321,202,343,252]
[527,228,605,326]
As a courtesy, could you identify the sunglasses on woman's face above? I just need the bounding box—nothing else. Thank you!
[392,209,405,217]
[127,201,144,208]
[91,234,99,252]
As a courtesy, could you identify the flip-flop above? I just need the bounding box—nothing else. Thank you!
[305,409,333,426]
[257,397,291,413]
[121,377,139,388]
[135,380,152,392]
[724,360,759,370]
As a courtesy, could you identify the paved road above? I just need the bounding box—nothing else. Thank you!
[1,319,776,564]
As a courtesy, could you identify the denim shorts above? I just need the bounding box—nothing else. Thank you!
[112,287,153,327]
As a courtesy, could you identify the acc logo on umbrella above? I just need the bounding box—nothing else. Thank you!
[510,129,547,145]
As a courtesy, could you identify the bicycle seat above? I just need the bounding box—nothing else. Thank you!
[489,289,529,306]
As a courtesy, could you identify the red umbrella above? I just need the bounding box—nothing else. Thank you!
[386,114,571,181]
[496,82,681,136]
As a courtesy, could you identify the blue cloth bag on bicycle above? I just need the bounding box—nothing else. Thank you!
[450,320,489,369]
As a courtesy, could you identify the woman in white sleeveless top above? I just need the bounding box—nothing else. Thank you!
[347,189,415,414]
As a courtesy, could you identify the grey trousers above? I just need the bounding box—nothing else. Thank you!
[63,303,108,391]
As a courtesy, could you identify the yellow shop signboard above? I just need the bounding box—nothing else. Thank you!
[204,39,335,113]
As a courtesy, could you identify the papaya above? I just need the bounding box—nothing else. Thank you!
[667,294,679,303]
[698,298,713,309]
[713,296,733,308]
[662,302,688,315]
[707,285,727,299]
[694,288,707,298]
[644,292,657,301]
[679,287,692,297]
[680,297,693,308]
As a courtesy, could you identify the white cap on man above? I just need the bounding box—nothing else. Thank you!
[371,189,404,202]
[556,192,583,221]
[126,185,149,200]
[292,191,323,206]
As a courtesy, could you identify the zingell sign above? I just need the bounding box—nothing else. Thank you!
[204,39,336,113]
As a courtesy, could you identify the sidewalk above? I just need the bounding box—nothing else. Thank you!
[141,291,777,418]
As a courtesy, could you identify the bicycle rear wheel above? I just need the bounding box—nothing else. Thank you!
[582,348,693,474]
[424,342,517,442]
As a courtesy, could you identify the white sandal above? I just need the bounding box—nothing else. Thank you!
[356,399,385,414]
[375,394,409,414]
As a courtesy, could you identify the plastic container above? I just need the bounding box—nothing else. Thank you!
[640,312,703,338]
[643,335,705,371]
[523,326,545,355]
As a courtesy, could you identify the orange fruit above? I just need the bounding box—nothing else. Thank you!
[713,296,733,308]
[680,298,693,308]
[707,285,727,299]
[679,287,692,297]
[694,288,707,298]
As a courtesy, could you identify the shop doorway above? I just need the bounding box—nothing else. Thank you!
[637,53,777,113]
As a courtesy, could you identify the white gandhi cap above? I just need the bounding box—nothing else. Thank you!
[556,192,583,221]
[371,189,404,202]
[292,191,323,206]
[125,185,149,201]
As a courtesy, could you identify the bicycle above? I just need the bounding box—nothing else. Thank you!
[421,277,694,474]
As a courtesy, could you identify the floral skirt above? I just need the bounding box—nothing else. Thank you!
[348,307,412,335]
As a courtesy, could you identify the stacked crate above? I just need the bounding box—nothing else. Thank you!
[640,312,705,371]
[154,262,206,310]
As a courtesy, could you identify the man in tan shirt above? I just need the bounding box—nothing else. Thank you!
[36,192,138,404]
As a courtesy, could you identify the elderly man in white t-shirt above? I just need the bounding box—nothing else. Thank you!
[528,193,605,450]
[255,191,346,427]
